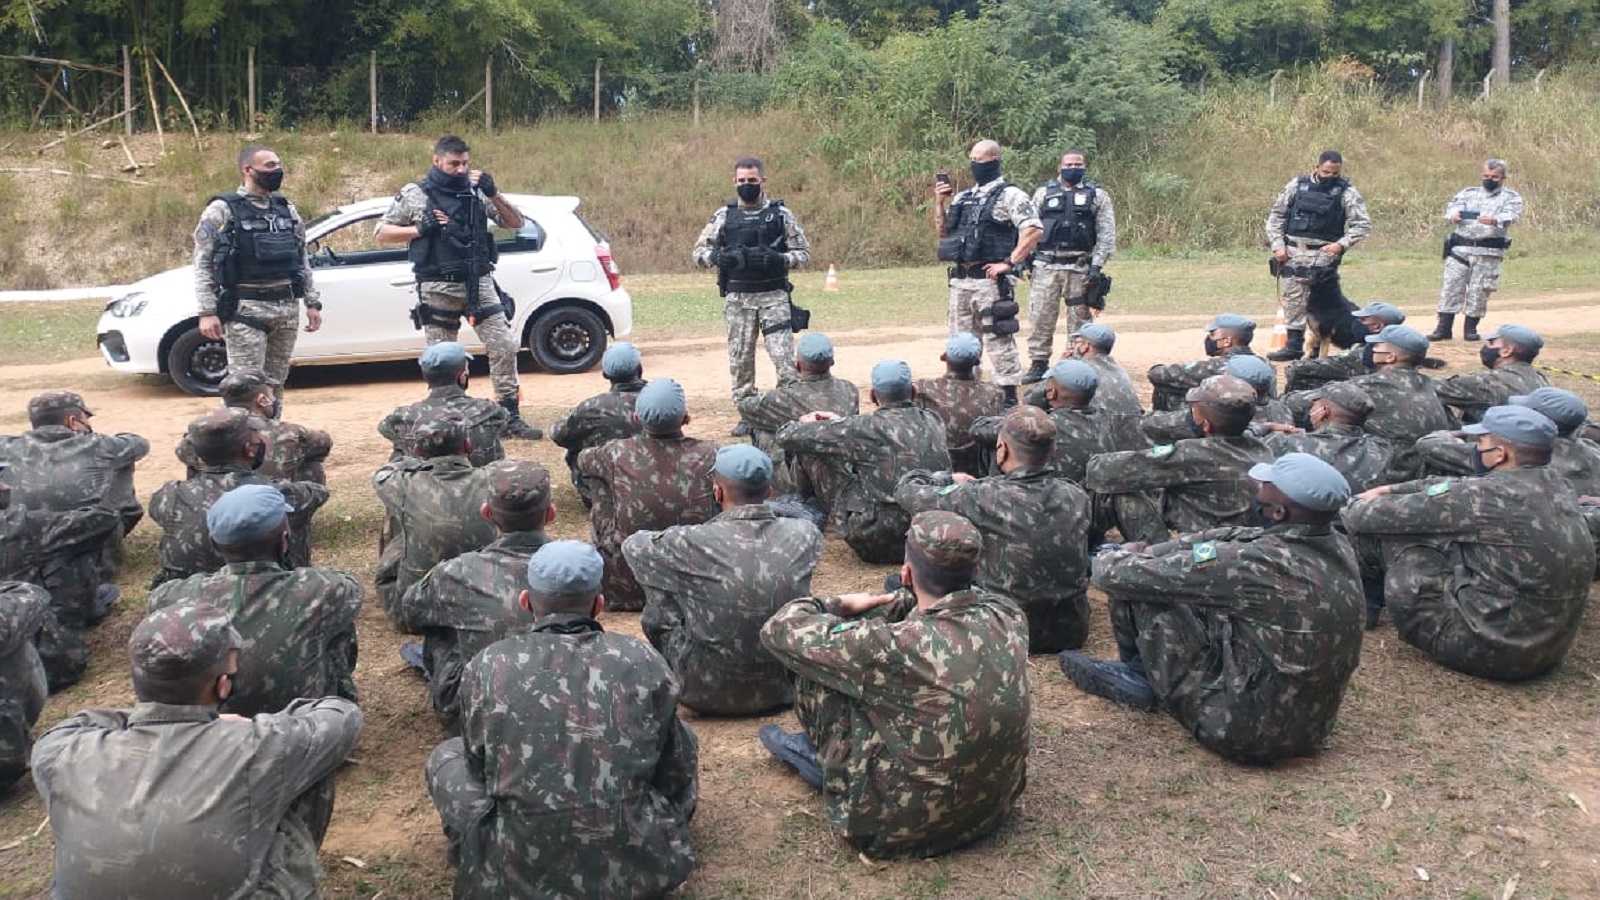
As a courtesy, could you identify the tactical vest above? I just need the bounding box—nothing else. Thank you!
[408,182,498,279]
[938,183,1018,264]
[1284,175,1348,243]
[1037,181,1098,253]
[213,194,302,285]
[720,199,789,293]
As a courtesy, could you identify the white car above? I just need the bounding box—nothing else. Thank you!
[96,193,632,396]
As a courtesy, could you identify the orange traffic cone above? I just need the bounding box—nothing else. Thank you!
[1271,304,1289,352]
[824,264,840,292]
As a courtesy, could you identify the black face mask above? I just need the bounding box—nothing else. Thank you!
[428,165,471,193]
[1187,412,1207,439]
[1482,178,1501,193]
[1479,346,1501,369]
[970,159,1002,185]
[735,183,762,203]
[1249,499,1280,529]
[457,372,471,392]
[252,168,284,192]
[1471,447,1496,475]
[1361,344,1377,368]
[1060,166,1086,184]
[268,398,282,421]
[1203,336,1221,357]
[250,441,268,470]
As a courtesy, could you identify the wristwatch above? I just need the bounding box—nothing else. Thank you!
[303,299,323,311]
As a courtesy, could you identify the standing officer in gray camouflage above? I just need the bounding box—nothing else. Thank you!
[1428,159,1524,342]
[378,341,509,468]
[427,541,699,899]
[1023,148,1117,383]
[692,156,812,435]
[193,145,320,401]
[176,367,331,483]
[935,139,1043,405]
[626,444,824,716]
[375,135,543,440]
[32,604,364,900]
[1264,150,1372,361]
[1063,453,1364,765]
[549,342,646,507]
[0,582,49,792]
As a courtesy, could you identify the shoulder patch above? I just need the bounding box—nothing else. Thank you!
[1191,541,1219,564]
[1425,482,1451,497]
[1150,444,1175,458]
[831,620,862,635]
[937,483,962,495]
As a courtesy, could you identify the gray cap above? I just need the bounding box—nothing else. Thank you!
[1248,452,1352,512]
[1226,355,1276,392]
[944,333,982,365]
[1352,301,1406,324]
[1069,323,1115,351]
[871,359,913,394]
[601,342,642,378]
[1048,359,1100,393]
[1510,387,1588,431]
[419,341,469,372]
[1319,382,1374,420]
[715,444,773,487]
[1366,324,1429,358]
[1482,324,1544,353]
[205,484,292,546]
[129,604,243,680]
[797,333,835,364]
[634,378,687,428]
[1463,405,1557,448]
[526,540,605,597]
[1205,313,1256,333]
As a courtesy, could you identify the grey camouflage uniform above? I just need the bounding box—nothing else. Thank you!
[1085,435,1273,544]
[1027,180,1116,358]
[944,180,1041,386]
[1265,176,1371,330]
[1439,184,1523,317]
[549,379,645,506]
[736,372,860,492]
[378,384,509,468]
[0,504,120,690]
[149,467,329,587]
[0,582,49,791]
[372,455,496,624]
[1434,362,1547,426]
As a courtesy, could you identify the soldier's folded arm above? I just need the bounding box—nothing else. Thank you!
[1084,447,1196,494]
[250,698,365,800]
[281,480,330,513]
[1093,541,1255,607]
[33,505,120,552]
[759,598,897,701]
[0,583,50,653]
[1341,484,1472,536]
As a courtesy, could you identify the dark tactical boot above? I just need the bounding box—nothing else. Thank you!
[499,398,544,440]
[398,642,430,680]
[1362,578,1387,631]
[730,420,752,438]
[1020,359,1050,385]
[1462,316,1482,341]
[1002,385,1018,409]
[1058,650,1159,710]
[1267,329,1305,362]
[1426,313,1455,341]
[759,725,824,788]
[88,584,119,625]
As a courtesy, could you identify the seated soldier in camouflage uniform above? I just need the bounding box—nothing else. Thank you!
[759,510,1031,859]
[913,332,1004,477]
[146,485,362,842]
[1262,382,1393,493]
[377,342,508,468]
[1147,314,1258,412]
[1283,301,1405,393]
[373,413,496,624]
[1086,374,1273,545]
[778,360,951,564]
[1062,453,1363,765]
[427,541,699,899]
[625,445,823,716]
[149,408,328,588]
[1344,406,1595,675]
[1057,323,1143,415]
[1434,323,1548,426]
[176,367,332,483]
[736,332,860,494]
[397,461,556,733]
[897,406,1093,653]
[576,378,720,612]
[985,359,1144,483]
[1229,354,1293,429]
[0,582,50,793]
[549,343,646,509]
[32,604,364,900]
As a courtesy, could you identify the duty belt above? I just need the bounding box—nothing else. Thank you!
[236,285,297,301]
[1456,236,1510,248]
[1287,237,1331,251]
[949,263,999,279]
[421,272,473,283]
[1036,250,1090,262]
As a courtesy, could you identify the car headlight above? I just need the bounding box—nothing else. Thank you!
[106,292,147,318]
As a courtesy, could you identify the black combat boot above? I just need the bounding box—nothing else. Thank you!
[1362,578,1386,631]
[1426,313,1455,341]
[730,420,752,438]
[1267,329,1305,361]
[1058,650,1159,710]
[1462,316,1482,341]
[1019,358,1050,384]
[498,397,544,440]
[1002,385,1018,409]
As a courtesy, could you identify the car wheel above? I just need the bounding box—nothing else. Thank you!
[166,326,228,396]
[529,305,606,374]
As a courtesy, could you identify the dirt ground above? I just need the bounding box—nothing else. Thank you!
[1,294,1598,898]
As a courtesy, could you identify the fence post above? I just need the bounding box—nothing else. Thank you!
[1416,70,1430,111]
[1534,68,1546,93]
[1480,69,1493,100]
[485,56,493,131]
[1269,69,1283,107]
[692,71,700,127]
[593,58,602,123]
[369,51,377,133]
[247,46,256,128]
[122,45,133,134]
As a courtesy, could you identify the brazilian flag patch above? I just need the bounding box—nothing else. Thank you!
[1425,482,1451,497]
[1150,444,1175,458]
[831,621,862,635]
[938,484,962,495]
[1192,541,1219,564]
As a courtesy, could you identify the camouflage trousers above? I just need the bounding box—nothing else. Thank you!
[1284,352,1364,393]
[0,645,46,790]
[836,502,912,565]
[1413,432,1474,478]
[421,277,521,401]
[1437,253,1502,317]
[427,737,495,869]
[725,290,796,401]
[1091,490,1170,546]
[1277,246,1340,330]
[948,277,1022,385]
[225,297,299,402]
[1025,266,1092,362]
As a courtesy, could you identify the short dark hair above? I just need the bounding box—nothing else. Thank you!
[1198,402,1254,437]
[193,424,256,466]
[28,406,75,428]
[1000,433,1050,467]
[132,660,227,706]
[435,134,470,156]
[527,588,598,618]
[1503,439,1553,467]
[238,144,273,169]
[796,357,832,376]
[875,384,913,404]
[715,474,769,506]
[422,362,467,388]
[1061,148,1088,160]
[216,527,285,564]
[1319,150,1343,165]
[905,540,975,599]
[733,156,764,175]
[490,505,548,534]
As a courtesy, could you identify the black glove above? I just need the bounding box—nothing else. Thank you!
[477,172,498,198]
[415,210,442,238]
[716,247,747,270]
[743,245,776,269]
[1087,265,1103,282]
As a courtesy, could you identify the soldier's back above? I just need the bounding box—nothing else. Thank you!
[915,376,1005,476]
[1083,354,1145,414]
[372,457,496,621]
[379,388,507,467]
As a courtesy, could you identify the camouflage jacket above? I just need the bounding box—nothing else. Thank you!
[1093,523,1363,761]
[1284,348,1368,393]
[32,698,363,900]
[1434,361,1547,426]
[397,529,551,733]
[178,416,332,484]
[1265,422,1395,493]
[0,582,49,789]
[1081,353,1145,415]
[1341,466,1595,680]
[575,433,720,611]
[1085,435,1273,534]
[149,467,329,587]
[776,402,951,536]
[451,614,699,898]
[976,406,1146,484]
[378,384,508,468]
[1315,366,1452,447]
[145,561,364,716]
[895,466,1093,653]
[914,375,1005,476]
[736,373,861,453]
[625,504,824,715]
[0,504,122,690]
[1147,349,1256,412]
[1144,403,1294,445]
[372,455,496,623]
[2,426,149,528]
[760,588,1031,858]
[549,380,646,464]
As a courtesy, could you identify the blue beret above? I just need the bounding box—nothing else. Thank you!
[1048,359,1099,392]
[1248,452,1352,512]
[1463,405,1557,448]
[1510,387,1587,431]
[206,484,292,546]
[634,378,687,428]
[419,341,469,372]
[796,333,835,364]
[1482,324,1544,353]
[944,333,982,365]
[871,359,913,394]
[715,444,773,486]
[1352,301,1406,324]
[1366,324,1429,357]
[1205,314,1256,333]
[1069,323,1115,350]
[601,342,642,378]
[526,540,605,597]
[1226,354,1277,392]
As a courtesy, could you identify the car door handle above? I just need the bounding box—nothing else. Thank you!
[527,266,559,274]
